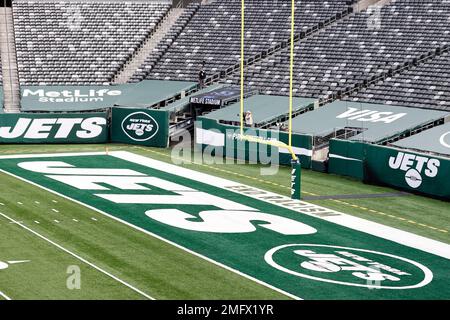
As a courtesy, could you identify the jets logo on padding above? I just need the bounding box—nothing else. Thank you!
[121,112,159,142]
[388,152,440,189]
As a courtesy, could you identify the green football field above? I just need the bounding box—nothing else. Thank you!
[0,144,448,300]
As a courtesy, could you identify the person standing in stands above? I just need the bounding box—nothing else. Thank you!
[245,110,254,127]
[198,61,207,89]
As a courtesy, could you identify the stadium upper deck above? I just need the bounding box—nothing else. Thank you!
[0,0,448,112]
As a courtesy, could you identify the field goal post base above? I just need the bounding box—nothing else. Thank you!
[238,135,302,200]
[291,158,301,200]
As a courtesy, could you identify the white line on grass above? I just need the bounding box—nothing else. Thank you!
[0,169,301,300]
[0,291,11,300]
[52,209,59,213]
[0,211,155,300]
[0,151,106,160]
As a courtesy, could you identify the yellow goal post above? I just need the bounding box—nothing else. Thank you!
[238,0,298,161]
[238,0,302,199]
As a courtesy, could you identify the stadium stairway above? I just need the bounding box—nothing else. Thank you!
[0,6,20,112]
[129,2,200,83]
[113,7,185,84]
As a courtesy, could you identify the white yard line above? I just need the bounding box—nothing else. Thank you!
[0,211,154,300]
[0,291,11,300]
[0,152,106,160]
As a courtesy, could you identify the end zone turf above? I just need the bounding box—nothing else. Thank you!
[0,151,448,299]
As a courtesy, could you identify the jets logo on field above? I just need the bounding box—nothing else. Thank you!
[265,244,432,289]
[121,111,159,142]
[388,152,440,189]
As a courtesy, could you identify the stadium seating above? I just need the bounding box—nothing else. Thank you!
[138,0,354,82]
[130,2,200,83]
[220,0,450,111]
[348,49,450,110]
[7,0,450,112]
[13,0,171,85]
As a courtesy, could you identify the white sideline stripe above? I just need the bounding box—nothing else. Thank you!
[111,151,450,260]
[0,168,301,301]
[0,152,106,160]
[0,211,154,300]
[0,291,11,300]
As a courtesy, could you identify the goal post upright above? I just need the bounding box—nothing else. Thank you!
[239,0,301,200]
[240,0,245,137]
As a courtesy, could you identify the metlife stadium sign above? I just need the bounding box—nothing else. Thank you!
[23,88,122,103]
[20,81,197,112]
[0,112,108,143]
[21,86,127,112]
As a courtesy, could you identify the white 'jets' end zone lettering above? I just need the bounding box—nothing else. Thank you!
[17,161,317,236]
[145,209,316,235]
[19,161,143,176]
